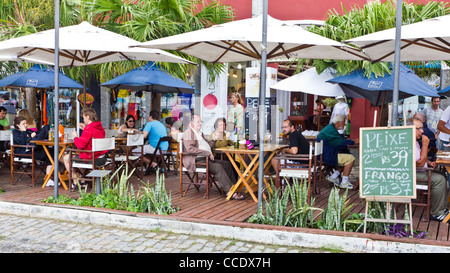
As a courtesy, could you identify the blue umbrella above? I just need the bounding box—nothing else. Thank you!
[438,85,450,96]
[101,62,195,93]
[327,63,439,106]
[0,64,83,89]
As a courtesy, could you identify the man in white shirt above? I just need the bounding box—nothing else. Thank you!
[436,104,450,150]
[422,97,443,146]
[329,96,349,135]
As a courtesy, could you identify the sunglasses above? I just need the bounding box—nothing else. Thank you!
[127,120,135,123]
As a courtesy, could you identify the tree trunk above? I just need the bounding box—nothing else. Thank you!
[25,87,39,127]
[151,92,162,118]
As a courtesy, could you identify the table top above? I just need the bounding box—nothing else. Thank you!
[436,150,450,164]
[31,139,74,146]
[215,144,288,154]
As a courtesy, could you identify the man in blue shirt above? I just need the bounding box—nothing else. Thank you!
[133,110,168,171]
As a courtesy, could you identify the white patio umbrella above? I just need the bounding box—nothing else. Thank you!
[133,15,370,62]
[344,14,450,62]
[270,67,345,96]
[0,21,194,196]
[0,21,195,102]
[133,14,369,208]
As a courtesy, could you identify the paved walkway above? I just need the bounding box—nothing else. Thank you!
[0,213,330,253]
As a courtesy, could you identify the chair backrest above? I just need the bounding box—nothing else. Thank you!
[314,140,323,156]
[104,129,117,138]
[126,133,144,146]
[92,137,115,152]
[0,130,11,141]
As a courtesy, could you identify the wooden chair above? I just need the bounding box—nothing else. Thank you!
[144,136,172,174]
[274,142,314,198]
[178,136,221,199]
[0,130,11,170]
[312,140,324,194]
[67,137,116,191]
[10,132,46,186]
[114,133,144,179]
[162,138,178,173]
[413,167,432,222]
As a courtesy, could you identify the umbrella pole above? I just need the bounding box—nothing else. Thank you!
[53,0,60,198]
[83,65,87,107]
[257,0,268,211]
[391,0,403,126]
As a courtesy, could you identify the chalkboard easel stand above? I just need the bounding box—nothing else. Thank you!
[363,198,414,233]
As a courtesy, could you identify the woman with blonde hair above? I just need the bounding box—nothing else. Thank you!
[17,109,38,132]
[227,92,244,134]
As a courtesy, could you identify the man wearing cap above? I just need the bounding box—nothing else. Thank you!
[330,96,349,135]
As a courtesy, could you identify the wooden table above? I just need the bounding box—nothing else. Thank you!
[434,150,450,223]
[215,144,288,202]
[30,139,74,190]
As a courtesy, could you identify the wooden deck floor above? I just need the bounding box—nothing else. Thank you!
[1,167,450,247]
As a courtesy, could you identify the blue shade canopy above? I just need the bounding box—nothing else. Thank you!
[101,62,195,94]
[0,64,83,89]
[438,85,450,96]
[327,64,438,106]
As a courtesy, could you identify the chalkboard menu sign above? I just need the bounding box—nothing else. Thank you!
[359,126,416,200]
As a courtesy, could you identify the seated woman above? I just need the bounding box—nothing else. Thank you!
[208,117,234,149]
[116,114,139,138]
[17,109,38,132]
[12,116,54,185]
[165,116,181,141]
[62,108,106,190]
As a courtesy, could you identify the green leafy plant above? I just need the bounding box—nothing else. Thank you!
[316,187,353,231]
[248,178,322,228]
[43,166,179,215]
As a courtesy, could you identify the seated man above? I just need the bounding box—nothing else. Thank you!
[133,110,168,171]
[410,117,449,221]
[182,114,242,200]
[317,114,355,189]
[271,119,310,172]
[414,112,437,159]
[0,106,10,152]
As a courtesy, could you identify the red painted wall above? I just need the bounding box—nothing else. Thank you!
[221,0,448,20]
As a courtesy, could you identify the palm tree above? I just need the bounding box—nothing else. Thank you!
[308,0,449,77]
[83,0,235,83]
[0,0,235,115]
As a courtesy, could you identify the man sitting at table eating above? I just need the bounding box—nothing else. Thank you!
[317,114,355,189]
[271,119,310,172]
[133,110,168,173]
[182,114,242,200]
[409,117,449,221]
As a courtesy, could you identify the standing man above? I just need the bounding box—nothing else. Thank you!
[134,110,168,171]
[271,119,310,172]
[436,103,450,149]
[423,97,443,146]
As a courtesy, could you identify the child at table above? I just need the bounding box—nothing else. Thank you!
[12,116,56,186]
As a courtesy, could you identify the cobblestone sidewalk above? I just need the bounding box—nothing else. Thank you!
[0,214,331,253]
